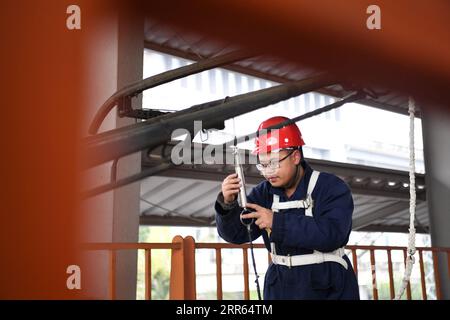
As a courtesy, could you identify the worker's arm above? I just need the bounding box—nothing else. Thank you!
[270,174,354,252]
[215,186,264,245]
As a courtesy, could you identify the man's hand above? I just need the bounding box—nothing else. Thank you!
[241,203,273,230]
[221,173,241,204]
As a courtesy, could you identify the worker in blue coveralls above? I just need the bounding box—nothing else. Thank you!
[215,116,360,300]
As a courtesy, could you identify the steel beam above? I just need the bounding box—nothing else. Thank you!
[142,142,427,201]
[88,50,254,134]
[82,74,335,168]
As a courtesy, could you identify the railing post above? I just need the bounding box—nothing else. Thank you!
[170,235,185,299]
[402,249,412,300]
[216,248,223,300]
[370,249,378,300]
[432,251,442,300]
[184,236,197,300]
[243,248,250,300]
[418,249,427,300]
[447,250,450,279]
[169,235,196,300]
[145,249,152,300]
[387,249,395,299]
[109,250,116,300]
[351,248,358,280]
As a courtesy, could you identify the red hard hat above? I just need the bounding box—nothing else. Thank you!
[252,116,305,154]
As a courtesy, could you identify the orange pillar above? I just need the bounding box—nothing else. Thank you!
[170,235,185,299]
[184,236,197,299]
[169,235,197,299]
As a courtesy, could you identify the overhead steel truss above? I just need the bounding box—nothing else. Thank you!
[82,47,423,234]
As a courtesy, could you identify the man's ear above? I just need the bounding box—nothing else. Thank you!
[294,149,301,165]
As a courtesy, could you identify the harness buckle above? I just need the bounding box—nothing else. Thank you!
[279,254,292,268]
[304,195,313,209]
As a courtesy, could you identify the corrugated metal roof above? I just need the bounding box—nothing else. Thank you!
[144,19,419,118]
[139,176,429,233]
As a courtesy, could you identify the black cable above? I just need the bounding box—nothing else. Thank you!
[225,90,367,147]
[240,208,262,300]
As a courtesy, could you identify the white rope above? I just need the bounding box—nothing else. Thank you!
[395,96,417,299]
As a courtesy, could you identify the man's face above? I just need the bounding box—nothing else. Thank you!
[257,149,301,188]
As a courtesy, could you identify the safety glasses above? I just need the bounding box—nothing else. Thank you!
[256,148,296,174]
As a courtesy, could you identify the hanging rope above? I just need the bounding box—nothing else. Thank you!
[395,96,417,300]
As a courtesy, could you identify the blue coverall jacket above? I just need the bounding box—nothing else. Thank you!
[215,162,360,300]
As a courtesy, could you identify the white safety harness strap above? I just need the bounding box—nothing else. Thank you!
[271,196,312,212]
[271,171,319,216]
[271,248,348,269]
[270,170,348,269]
[305,170,319,216]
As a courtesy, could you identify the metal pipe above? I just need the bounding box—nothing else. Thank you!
[82,73,336,168]
[88,50,254,134]
[232,147,248,208]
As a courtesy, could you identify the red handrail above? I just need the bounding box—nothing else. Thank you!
[85,239,450,300]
